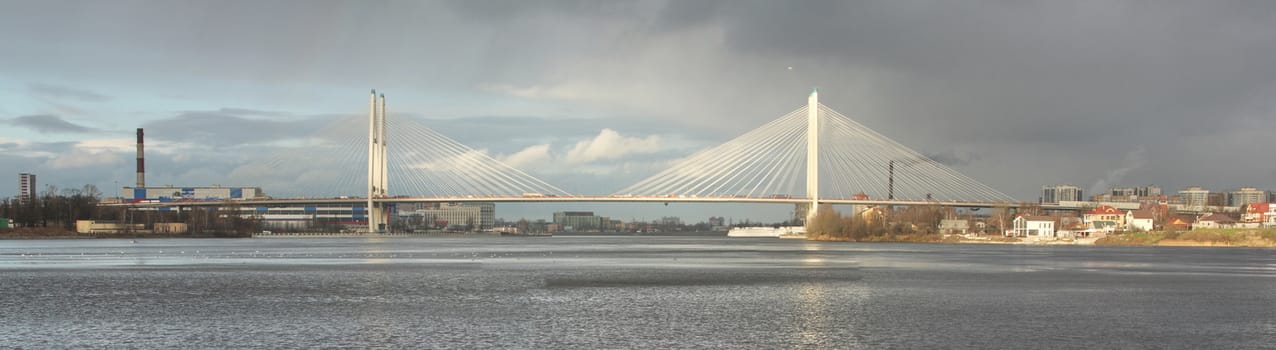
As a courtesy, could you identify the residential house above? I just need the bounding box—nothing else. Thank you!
[1083,205,1126,231]
[1125,210,1155,232]
[1166,217,1194,231]
[1194,213,1236,229]
[1011,215,1056,237]
[1241,203,1273,223]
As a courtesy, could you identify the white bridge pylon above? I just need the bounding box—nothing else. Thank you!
[363,90,573,232]
[615,90,1015,217]
[367,90,387,233]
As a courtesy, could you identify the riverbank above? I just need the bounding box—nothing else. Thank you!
[806,233,1018,244]
[0,227,249,239]
[807,228,1276,248]
[1095,229,1276,248]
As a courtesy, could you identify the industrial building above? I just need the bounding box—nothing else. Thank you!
[248,203,371,231]
[127,201,386,232]
[122,186,264,202]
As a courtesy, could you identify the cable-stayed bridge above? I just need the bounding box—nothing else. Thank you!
[127,89,1021,232]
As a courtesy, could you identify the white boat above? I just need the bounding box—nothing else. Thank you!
[727,226,805,238]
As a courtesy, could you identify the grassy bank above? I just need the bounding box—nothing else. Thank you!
[807,232,954,243]
[807,233,1024,244]
[1096,228,1276,247]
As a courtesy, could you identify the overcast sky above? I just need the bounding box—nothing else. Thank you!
[2,1,1274,221]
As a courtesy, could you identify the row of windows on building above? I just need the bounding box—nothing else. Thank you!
[1041,184,1273,208]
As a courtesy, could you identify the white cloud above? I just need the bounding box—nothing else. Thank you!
[42,138,132,169]
[44,140,127,169]
[564,128,663,164]
[498,144,552,168]
[76,138,134,153]
[409,149,489,172]
[481,83,601,101]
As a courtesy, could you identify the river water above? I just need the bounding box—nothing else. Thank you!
[2,235,1275,349]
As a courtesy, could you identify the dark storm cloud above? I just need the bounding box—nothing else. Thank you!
[2,0,1274,200]
[27,83,111,102]
[707,1,1276,137]
[925,151,980,167]
[667,1,1276,196]
[9,114,99,133]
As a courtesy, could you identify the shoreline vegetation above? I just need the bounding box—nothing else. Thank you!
[4,227,1275,248]
[1092,228,1276,248]
[802,207,1276,248]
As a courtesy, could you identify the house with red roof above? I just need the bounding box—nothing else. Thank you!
[1083,205,1126,231]
[1241,203,1273,224]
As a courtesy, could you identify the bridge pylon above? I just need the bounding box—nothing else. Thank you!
[805,88,819,224]
[615,89,1016,211]
[367,90,388,233]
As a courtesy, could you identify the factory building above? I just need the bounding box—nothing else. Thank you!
[248,203,371,231]
[122,186,264,202]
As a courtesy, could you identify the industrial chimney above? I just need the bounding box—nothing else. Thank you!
[136,128,145,188]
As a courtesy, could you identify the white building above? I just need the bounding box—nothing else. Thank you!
[1125,210,1154,232]
[1011,215,1055,237]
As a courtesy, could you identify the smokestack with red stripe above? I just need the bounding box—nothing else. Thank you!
[136,128,145,188]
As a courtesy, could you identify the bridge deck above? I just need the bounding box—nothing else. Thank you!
[107,196,1023,208]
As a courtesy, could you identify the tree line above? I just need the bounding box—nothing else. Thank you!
[805,205,949,240]
[0,184,258,236]
[0,184,104,228]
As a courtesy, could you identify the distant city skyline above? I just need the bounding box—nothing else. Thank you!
[3,1,1275,221]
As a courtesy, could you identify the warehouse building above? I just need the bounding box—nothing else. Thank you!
[122,186,264,202]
